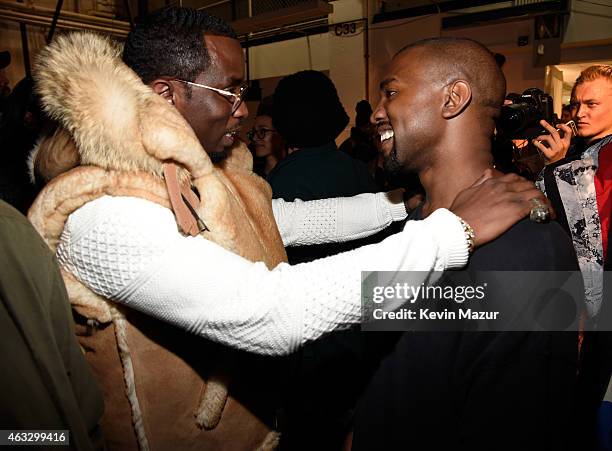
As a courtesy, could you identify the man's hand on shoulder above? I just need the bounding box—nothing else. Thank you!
[404,192,424,213]
[450,170,554,248]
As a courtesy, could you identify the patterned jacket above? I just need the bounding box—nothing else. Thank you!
[537,134,612,317]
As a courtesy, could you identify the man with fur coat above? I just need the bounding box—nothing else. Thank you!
[28,7,550,450]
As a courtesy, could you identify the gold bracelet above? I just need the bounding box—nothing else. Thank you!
[458,217,475,254]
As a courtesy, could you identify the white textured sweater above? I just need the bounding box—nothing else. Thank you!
[56,193,468,355]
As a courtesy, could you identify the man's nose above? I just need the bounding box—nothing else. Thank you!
[233,100,248,119]
[372,100,387,124]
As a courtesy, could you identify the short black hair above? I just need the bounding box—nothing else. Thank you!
[396,37,506,115]
[273,70,349,148]
[122,7,237,87]
[256,95,274,117]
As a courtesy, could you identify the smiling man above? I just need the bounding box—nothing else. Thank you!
[28,8,551,450]
[351,37,580,451]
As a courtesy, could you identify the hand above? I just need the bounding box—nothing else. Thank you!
[404,192,424,213]
[532,119,572,164]
[387,189,424,214]
[450,170,554,248]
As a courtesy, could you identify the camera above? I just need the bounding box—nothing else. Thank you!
[497,88,554,139]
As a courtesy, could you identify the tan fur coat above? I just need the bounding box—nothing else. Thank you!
[29,32,287,451]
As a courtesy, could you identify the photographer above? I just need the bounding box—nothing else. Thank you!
[495,89,563,179]
[535,65,612,451]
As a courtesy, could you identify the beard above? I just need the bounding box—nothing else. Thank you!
[382,146,412,188]
[382,143,426,189]
[383,146,403,178]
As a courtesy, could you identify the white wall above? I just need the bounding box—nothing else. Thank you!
[368,14,442,102]
[247,33,329,80]
[442,19,546,94]
[246,0,368,143]
[328,0,366,142]
[366,15,548,100]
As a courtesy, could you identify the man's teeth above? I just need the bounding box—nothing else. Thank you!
[380,130,394,142]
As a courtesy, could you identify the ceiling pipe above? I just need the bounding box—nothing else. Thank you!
[46,0,64,43]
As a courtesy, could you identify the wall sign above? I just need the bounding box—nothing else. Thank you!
[334,22,358,36]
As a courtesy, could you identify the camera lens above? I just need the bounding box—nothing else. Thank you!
[498,103,539,137]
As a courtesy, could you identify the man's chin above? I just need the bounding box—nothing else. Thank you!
[383,147,403,174]
[383,147,420,184]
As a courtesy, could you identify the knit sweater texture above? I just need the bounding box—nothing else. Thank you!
[57,195,467,355]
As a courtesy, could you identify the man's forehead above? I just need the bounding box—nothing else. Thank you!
[575,77,612,98]
[382,49,427,85]
[204,34,243,61]
[203,34,244,82]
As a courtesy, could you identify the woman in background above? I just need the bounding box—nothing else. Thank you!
[248,95,286,178]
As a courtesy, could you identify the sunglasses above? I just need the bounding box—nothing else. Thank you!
[174,79,249,114]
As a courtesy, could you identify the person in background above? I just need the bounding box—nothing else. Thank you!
[0,77,43,213]
[535,65,612,450]
[268,70,379,203]
[561,103,574,123]
[267,76,392,449]
[248,95,285,177]
[0,198,104,450]
[339,100,378,169]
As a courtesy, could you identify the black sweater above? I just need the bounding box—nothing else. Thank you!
[353,219,580,451]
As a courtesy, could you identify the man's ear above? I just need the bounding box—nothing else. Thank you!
[151,79,176,106]
[442,80,471,119]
